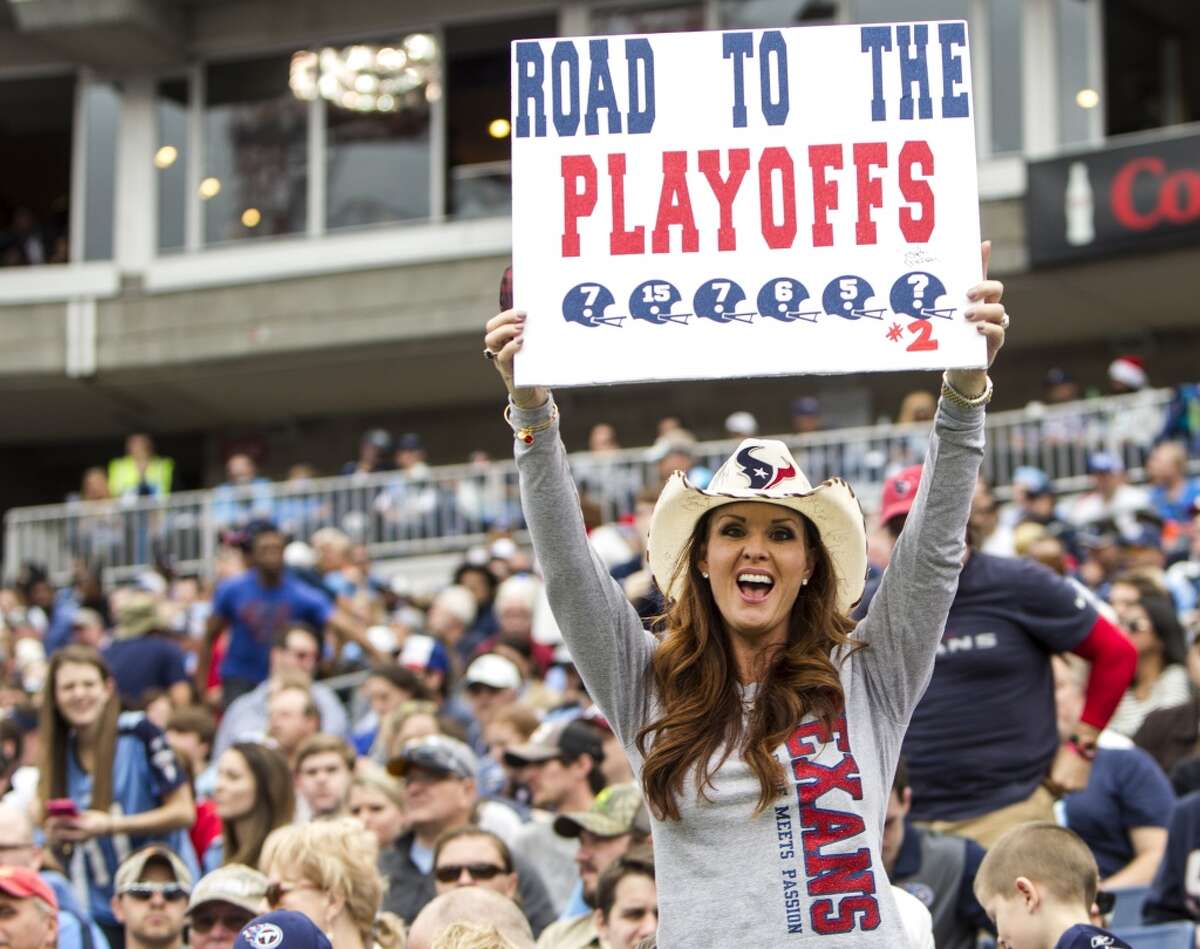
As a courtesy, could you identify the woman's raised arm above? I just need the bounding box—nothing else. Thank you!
[853,241,1007,725]
[485,308,656,746]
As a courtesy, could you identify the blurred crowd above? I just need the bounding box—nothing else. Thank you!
[53,357,1200,590]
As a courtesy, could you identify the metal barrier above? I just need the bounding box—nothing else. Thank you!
[3,387,1177,584]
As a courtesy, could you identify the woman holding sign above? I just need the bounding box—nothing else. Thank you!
[483,243,1007,946]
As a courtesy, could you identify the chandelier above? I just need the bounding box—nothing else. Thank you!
[289,34,440,113]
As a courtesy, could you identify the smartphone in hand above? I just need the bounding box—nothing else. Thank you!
[45,798,80,819]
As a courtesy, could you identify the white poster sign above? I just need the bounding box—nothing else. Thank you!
[509,21,986,388]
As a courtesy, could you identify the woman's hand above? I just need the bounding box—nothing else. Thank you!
[44,810,111,844]
[946,240,1008,397]
[1045,743,1093,797]
[484,309,549,410]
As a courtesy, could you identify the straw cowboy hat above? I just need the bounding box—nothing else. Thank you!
[647,438,868,614]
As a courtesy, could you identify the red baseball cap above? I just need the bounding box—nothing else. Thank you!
[879,465,923,526]
[0,866,58,910]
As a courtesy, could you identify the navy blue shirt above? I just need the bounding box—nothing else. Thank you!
[103,635,188,707]
[903,552,1097,821]
[1054,923,1130,948]
[1063,746,1175,878]
[213,570,333,683]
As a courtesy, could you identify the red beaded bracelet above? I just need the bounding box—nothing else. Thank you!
[504,403,558,445]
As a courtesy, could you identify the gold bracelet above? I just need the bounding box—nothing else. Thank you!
[940,372,993,408]
[504,403,559,444]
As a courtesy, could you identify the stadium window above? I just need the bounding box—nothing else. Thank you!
[443,16,556,219]
[1104,1,1200,136]
[986,0,1023,155]
[203,54,309,245]
[315,35,438,230]
[0,74,75,266]
[81,79,118,262]
[1056,0,1100,147]
[156,77,188,253]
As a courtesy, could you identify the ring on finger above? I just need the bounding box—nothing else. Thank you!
[483,347,497,360]
[1000,313,1010,330]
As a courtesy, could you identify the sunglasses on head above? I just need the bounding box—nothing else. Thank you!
[121,883,189,902]
[434,863,507,884]
[190,908,254,934]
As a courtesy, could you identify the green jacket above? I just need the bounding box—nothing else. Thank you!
[108,455,173,497]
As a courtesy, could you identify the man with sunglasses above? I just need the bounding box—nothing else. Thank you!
[383,735,556,935]
[111,846,192,949]
[185,865,268,949]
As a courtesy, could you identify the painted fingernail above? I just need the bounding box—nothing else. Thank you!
[964,307,978,319]
[966,289,980,300]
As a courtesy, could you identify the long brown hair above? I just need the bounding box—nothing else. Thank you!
[38,645,120,811]
[222,742,294,868]
[636,509,862,820]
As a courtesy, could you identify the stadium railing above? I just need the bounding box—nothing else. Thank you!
[2,387,1176,584]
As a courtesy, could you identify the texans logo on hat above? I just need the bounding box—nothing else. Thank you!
[736,446,796,491]
[648,437,868,613]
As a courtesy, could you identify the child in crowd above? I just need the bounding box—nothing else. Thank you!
[974,822,1130,949]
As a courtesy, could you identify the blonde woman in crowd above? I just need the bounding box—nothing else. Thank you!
[349,766,409,849]
[260,816,406,949]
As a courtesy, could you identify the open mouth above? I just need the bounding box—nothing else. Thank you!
[736,573,775,603]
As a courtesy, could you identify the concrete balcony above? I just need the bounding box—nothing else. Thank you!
[5,0,184,67]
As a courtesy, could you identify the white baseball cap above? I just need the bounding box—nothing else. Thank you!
[464,653,522,690]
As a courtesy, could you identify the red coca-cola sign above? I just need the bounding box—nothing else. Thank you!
[1027,129,1200,266]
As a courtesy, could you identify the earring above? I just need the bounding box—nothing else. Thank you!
[701,572,709,579]
[800,577,809,586]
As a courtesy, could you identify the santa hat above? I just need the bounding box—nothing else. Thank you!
[1108,355,1147,390]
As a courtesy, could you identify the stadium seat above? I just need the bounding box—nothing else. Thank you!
[1108,885,1152,928]
[1110,921,1195,948]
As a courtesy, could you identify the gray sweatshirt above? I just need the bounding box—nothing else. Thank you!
[512,395,985,947]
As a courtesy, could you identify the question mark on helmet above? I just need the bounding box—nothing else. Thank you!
[908,273,930,312]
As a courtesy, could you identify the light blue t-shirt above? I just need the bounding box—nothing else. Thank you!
[65,712,198,925]
[43,871,110,948]
[410,841,434,875]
